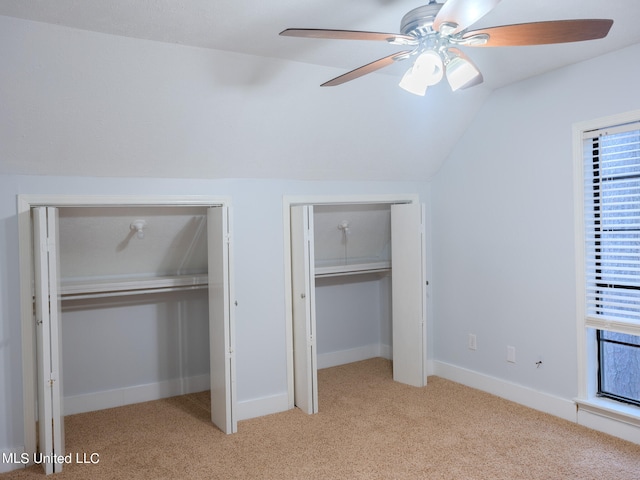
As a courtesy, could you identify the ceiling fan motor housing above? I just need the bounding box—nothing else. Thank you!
[400,4,443,37]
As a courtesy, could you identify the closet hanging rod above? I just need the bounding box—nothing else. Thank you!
[59,274,209,296]
[59,284,208,301]
[315,268,390,279]
[314,261,391,278]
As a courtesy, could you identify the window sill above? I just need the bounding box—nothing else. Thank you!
[575,397,640,428]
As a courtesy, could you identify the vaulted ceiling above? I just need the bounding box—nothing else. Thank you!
[2,0,640,181]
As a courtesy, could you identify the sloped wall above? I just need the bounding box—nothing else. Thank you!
[59,206,208,280]
[0,14,486,182]
[313,204,390,267]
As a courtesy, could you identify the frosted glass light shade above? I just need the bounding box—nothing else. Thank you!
[399,68,429,96]
[445,56,481,91]
[399,50,444,96]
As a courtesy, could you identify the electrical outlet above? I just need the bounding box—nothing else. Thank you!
[468,334,477,350]
[507,346,516,363]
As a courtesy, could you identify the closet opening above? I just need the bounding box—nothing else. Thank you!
[284,195,427,415]
[18,196,236,475]
[58,206,210,417]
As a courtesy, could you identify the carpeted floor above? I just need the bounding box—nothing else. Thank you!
[3,358,640,479]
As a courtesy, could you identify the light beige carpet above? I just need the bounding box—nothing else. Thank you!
[3,358,639,479]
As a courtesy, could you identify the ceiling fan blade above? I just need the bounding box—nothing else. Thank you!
[462,19,613,47]
[279,28,417,44]
[321,51,412,87]
[434,0,502,34]
[446,47,484,89]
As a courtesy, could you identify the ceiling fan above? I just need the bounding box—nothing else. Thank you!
[279,0,613,96]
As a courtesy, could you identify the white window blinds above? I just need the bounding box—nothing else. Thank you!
[583,121,640,333]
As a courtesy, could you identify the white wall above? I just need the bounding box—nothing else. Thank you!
[431,43,640,404]
[58,206,209,280]
[315,274,391,367]
[61,290,210,402]
[0,174,430,458]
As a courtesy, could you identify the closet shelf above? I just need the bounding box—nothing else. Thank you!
[59,274,208,300]
[314,261,391,278]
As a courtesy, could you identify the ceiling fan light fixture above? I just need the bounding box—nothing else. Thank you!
[445,55,481,91]
[399,68,429,96]
[416,50,445,86]
[399,50,444,96]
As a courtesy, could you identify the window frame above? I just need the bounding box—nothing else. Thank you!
[597,330,640,407]
[573,109,640,423]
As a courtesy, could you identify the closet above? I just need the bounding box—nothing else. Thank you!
[27,199,235,475]
[290,201,426,414]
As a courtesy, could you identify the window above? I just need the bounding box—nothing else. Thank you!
[598,330,640,406]
[582,119,640,406]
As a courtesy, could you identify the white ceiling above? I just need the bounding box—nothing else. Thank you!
[1,0,639,90]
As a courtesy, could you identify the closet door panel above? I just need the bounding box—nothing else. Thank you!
[33,206,64,474]
[391,203,427,387]
[291,205,318,414]
[207,206,236,433]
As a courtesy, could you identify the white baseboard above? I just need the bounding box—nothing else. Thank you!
[577,409,640,445]
[433,361,640,445]
[432,361,577,422]
[64,374,210,415]
[317,344,392,370]
[65,375,291,424]
[235,392,290,421]
[1,447,27,474]
[576,399,640,445]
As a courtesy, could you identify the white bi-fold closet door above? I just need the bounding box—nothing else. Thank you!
[32,205,235,475]
[33,207,64,476]
[291,202,427,415]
